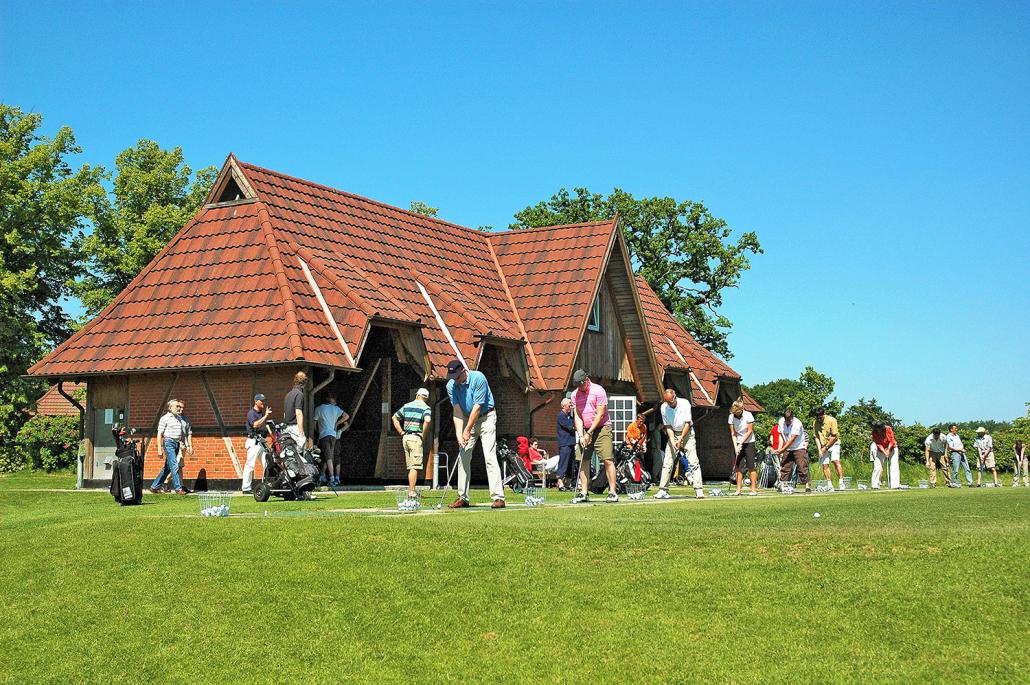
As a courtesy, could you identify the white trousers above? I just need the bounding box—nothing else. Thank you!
[659,432,701,490]
[456,411,504,501]
[242,438,267,490]
[871,446,900,489]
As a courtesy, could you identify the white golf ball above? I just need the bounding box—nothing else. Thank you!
[814,512,821,518]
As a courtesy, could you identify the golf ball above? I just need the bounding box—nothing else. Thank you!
[814,512,821,518]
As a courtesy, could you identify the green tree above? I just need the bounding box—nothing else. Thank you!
[74,140,216,316]
[0,105,105,462]
[842,398,899,428]
[409,200,439,217]
[511,188,762,357]
[746,367,843,450]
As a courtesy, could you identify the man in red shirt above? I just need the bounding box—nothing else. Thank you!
[871,423,900,489]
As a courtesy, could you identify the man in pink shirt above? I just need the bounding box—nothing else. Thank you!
[570,369,618,503]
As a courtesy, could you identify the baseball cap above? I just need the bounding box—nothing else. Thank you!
[572,369,588,384]
[254,393,266,402]
[416,388,430,398]
[976,426,986,433]
[446,360,466,379]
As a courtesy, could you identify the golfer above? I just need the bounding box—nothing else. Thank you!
[150,399,192,495]
[974,427,999,487]
[776,409,811,493]
[727,398,757,496]
[570,370,618,503]
[813,407,844,490]
[555,398,577,491]
[283,371,310,449]
[655,388,704,500]
[946,425,973,487]
[923,427,951,488]
[871,422,900,489]
[1013,440,1028,487]
[446,360,505,509]
[392,388,432,501]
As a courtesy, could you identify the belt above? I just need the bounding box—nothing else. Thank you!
[404,432,423,436]
[479,408,494,416]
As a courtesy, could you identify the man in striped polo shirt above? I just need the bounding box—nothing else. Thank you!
[391,388,432,500]
[150,399,192,494]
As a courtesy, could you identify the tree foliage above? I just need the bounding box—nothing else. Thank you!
[408,200,439,217]
[842,398,899,428]
[0,105,105,458]
[74,140,216,316]
[511,187,762,358]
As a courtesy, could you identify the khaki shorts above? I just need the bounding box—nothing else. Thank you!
[981,454,996,469]
[402,434,424,470]
[581,425,614,462]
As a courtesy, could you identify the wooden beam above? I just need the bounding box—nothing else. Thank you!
[200,371,243,478]
[374,358,391,478]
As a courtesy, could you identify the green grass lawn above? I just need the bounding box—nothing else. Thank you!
[1,471,1027,684]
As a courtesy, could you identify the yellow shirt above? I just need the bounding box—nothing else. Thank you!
[814,415,839,448]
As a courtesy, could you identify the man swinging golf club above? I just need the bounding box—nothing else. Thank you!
[446,359,505,509]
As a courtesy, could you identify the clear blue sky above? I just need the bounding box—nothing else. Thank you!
[3,1,1028,423]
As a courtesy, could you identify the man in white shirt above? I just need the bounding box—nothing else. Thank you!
[974,427,999,487]
[654,388,704,500]
[313,395,349,487]
[946,424,972,487]
[776,409,811,493]
[923,427,951,488]
[727,398,757,496]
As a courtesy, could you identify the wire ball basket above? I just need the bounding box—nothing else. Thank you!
[626,482,648,501]
[199,492,232,517]
[524,486,545,507]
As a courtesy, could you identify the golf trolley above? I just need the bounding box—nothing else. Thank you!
[589,440,652,495]
[252,421,322,502]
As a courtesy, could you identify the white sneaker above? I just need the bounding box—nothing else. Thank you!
[605,493,619,503]
[695,489,705,499]
[653,489,670,499]
[571,493,589,504]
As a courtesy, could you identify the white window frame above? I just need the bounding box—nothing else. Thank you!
[607,395,637,444]
[587,296,601,332]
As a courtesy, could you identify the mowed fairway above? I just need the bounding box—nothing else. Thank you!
[1,473,1027,684]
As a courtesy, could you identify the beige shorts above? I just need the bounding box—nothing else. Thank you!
[581,425,614,462]
[981,454,996,469]
[402,434,424,470]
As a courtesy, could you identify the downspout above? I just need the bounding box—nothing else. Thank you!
[312,368,336,397]
[57,382,86,489]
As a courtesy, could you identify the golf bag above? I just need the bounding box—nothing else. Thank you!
[757,449,779,488]
[499,438,534,493]
[591,441,653,494]
[253,422,322,502]
[109,425,144,506]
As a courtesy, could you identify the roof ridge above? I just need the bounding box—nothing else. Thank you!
[487,219,616,237]
[484,236,547,388]
[237,159,485,236]
[27,207,208,376]
[256,203,304,359]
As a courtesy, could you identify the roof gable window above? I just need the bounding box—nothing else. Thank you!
[587,296,601,332]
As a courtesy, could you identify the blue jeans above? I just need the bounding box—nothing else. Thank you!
[951,451,972,485]
[151,438,182,491]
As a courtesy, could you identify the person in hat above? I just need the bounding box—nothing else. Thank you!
[923,427,951,488]
[813,406,844,490]
[313,394,350,487]
[973,427,999,487]
[570,369,618,503]
[946,424,973,487]
[242,394,273,494]
[392,388,432,500]
[445,360,505,509]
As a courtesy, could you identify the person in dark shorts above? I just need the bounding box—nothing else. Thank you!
[313,394,349,487]
[727,398,758,496]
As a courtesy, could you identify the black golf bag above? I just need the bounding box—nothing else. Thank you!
[499,439,534,493]
[757,449,779,488]
[109,425,144,506]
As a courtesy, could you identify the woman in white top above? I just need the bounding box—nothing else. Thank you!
[727,399,757,496]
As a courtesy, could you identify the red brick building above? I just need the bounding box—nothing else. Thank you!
[29,155,760,488]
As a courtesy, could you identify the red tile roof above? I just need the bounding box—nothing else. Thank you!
[30,155,757,405]
[34,383,85,416]
[488,221,617,389]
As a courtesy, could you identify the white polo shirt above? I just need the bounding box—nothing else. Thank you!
[946,433,965,451]
[728,411,756,444]
[777,417,808,451]
[924,434,947,453]
[974,435,993,454]
[661,400,693,433]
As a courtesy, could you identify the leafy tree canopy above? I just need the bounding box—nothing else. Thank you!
[745,366,843,420]
[842,397,899,428]
[409,200,439,217]
[511,188,761,358]
[0,104,105,449]
[74,140,216,317]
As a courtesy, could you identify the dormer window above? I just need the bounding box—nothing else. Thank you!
[587,296,601,332]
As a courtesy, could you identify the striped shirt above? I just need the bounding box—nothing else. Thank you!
[158,413,190,442]
[393,399,431,434]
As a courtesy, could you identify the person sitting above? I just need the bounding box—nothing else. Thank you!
[515,436,533,473]
[626,414,648,453]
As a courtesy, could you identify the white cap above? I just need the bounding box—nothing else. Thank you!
[416,388,430,398]
[976,426,986,433]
